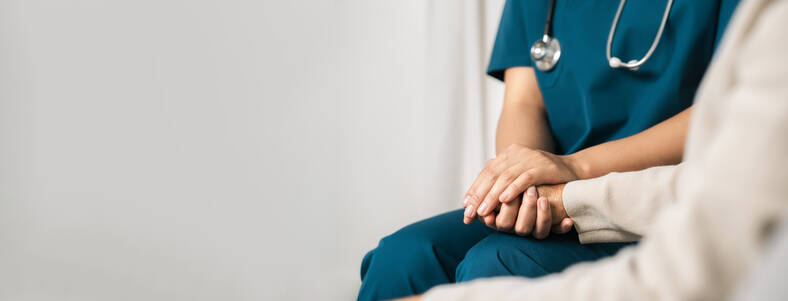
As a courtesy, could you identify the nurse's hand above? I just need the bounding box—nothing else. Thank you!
[479,185,573,239]
[462,144,581,224]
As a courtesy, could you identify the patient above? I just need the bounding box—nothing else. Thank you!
[396,0,788,299]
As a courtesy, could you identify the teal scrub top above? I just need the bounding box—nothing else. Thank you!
[488,0,739,155]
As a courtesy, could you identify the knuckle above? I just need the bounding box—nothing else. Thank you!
[480,167,494,178]
[489,164,504,175]
[499,189,512,200]
[484,158,496,168]
[540,221,552,232]
[497,223,513,232]
[468,194,481,205]
[499,171,515,182]
[474,196,486,206]
[510,180,525,190]
[514,221,530,235]
[496,217,512,229]
[521,172,533,182]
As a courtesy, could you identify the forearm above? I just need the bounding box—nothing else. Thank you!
[495,67,555,154]
[563,164,683,243]
[567,107,692,179]
[496,103,553,153]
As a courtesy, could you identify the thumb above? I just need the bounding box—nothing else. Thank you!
[551,218,574,234]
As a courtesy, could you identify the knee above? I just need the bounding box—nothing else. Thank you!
[359,248,375,280]
[456,238,515,281]
[456,235,544,282]
[378,227,438,258]
[361,227,440,276]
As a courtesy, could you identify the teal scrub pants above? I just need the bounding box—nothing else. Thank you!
[358,209,632,301]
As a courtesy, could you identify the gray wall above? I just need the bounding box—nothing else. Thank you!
[0,0,503,300]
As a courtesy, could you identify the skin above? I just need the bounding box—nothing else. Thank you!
[462,67,691,238]
[462,66,572,237]
[490,184,571,239]
[391,66,692,301]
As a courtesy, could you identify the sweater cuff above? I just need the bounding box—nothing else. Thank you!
[563,177,638,244]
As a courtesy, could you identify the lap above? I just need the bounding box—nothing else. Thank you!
[378,209,495,259]
[458,231,633,280]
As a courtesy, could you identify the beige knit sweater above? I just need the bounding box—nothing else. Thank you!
[424,0,788,299]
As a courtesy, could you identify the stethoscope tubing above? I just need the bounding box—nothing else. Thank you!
[543,0,557,37]
[531,0,674,72]
[606,0,674,70]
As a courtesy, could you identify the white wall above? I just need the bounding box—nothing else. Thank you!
[0,0,504,300]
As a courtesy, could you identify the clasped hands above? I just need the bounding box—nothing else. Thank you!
[461,144,581,239]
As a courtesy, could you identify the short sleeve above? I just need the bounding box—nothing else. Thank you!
[712,0,740,51]
[486,0,532,82]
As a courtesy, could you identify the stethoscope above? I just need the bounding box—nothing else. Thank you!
[530,0,674,72]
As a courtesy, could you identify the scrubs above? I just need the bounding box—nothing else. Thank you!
[358,1,739,300]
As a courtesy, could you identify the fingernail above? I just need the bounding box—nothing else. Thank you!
[499,191,510,202]
[563,220,573,232]
[527,186,537,197]
[464,205,474,217]
[477,203,488,215]
[462,196,469,206]
[539,197,548,210]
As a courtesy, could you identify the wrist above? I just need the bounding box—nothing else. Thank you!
[562,152,592,179]
[554,183,568,219]
[537,183,569,220]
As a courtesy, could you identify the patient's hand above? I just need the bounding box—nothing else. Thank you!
[478,185,573,239]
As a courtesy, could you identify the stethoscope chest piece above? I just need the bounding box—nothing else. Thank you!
[530,35,561,72]
[531,0,561,72]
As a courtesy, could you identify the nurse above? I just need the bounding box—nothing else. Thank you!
[358,0,738,300]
